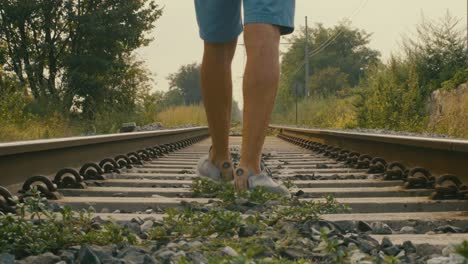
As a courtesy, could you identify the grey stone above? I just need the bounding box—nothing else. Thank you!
[435,225,463,234]
[173,251,187,260]
[221,246,239,257]
[402,240,416,254]
[59,250,76,264]
[442,245,455,257]
[17,252,61,264]
[186,251,208,264]
[396,249,406,258]
[88,245,115,263]
[239,224,258,237]
[131,217,144,225]
[140,220,154,233]
[357,221,372,232]
[69,246,82,252]
[100,208,110,213]
[234,198,249,205]
[166,242,178,248]
[383,246,401,256]
[188,241,203,248]
[448,253,465,263]
[145,209,154,214]
[77,245,101,264]
[112,193,126,197]
[399,226,416,234]
[349,250,370,263]
[177,241,187,247]
[124,222,141,234]
[118,247,155,264]
[112,210,121,214]
[282,248,309,260]
[427,256,451,264]
[140,232,149,239]
[0,253,15,264]
[120,122,137,133]
[155,250,175,261]
[244,209,257,215]
[380,236,393,248]
[55,262,67,264]
[370,222,393,235]
[357,235,380,254]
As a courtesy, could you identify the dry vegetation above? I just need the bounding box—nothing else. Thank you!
[428,83,468,138]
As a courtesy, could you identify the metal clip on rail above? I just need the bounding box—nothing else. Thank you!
[55,168,87,189]
[21,175,62,200]
[405,168,435,189]
[79,163,105,181]
[115,155,133,169]
[383,162,407,181]
[0,186,17,214]
[432,174,468,200]
[368,158,387,174]
[99,158,121,173]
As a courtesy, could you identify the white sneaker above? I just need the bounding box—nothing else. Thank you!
[235,167,290,196]
[196,155,234,183]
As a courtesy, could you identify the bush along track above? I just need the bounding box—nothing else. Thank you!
[0,182,467,263]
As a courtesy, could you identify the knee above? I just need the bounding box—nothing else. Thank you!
[244,24,280,54]
[203,39,237,66]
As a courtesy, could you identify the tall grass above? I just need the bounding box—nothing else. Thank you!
[272,96,357,129]
[156,104,207,127]
[0,115,80,142]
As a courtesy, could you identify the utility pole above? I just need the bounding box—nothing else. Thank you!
[295,82,298,125]
[305,16,310,97]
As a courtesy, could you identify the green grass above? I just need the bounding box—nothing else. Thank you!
[0,187,137,258]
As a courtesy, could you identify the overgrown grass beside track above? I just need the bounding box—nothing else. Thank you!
[0,104,208,142]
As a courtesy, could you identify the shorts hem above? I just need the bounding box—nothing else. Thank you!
[244,14,295,35]
[200,26,244,43]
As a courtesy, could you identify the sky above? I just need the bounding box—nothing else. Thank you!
[136,0,467,108]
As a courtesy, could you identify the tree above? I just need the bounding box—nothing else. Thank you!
[167,63,202,105]
[64,0,162,119]
[402,11,467,95]
[309,67,349,98]
[162,88,185,108]
[275,22,380,112]
[0,0,162,119]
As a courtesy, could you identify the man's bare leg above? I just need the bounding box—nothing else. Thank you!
[200,39,237,172]
[236,24,281,190]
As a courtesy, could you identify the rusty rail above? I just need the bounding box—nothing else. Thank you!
[270,125,468,184]
[0,127,209,189]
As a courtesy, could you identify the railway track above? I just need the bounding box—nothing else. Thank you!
[1,126,467,262]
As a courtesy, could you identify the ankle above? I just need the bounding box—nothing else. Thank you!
[210,153,230,167]
[238,163,261,174]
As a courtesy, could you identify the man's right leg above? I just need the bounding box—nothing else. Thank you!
[201,40,237,170]
[195,0,243,181]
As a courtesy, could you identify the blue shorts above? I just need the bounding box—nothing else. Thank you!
[195,0,295,43]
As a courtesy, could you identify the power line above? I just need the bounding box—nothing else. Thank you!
[307,0,369,57]
[283,0,370,84]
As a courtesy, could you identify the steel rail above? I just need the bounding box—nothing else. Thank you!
[270,125,468,184]
[0,127,209,188]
